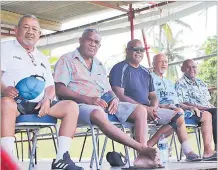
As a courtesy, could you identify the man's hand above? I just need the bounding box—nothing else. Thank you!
[146,107,159,121]
[107,98,119,115]
[2,86,19,98]
[189,106,201,117]
[35,98,51,117]
[88,97,108,109]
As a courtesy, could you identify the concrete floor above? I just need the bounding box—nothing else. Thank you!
[21,159,217,170]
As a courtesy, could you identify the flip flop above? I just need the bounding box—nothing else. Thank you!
[185,153,202,162]
[203,152,217,161]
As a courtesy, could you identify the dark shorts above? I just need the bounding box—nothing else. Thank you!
[185,112,203,125]
[17,100,58,115]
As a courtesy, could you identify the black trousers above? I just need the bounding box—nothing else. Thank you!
[206,108,217,145]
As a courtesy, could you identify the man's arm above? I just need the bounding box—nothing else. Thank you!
[55,82,91,104]
[1,71,18,98]
[1,71,7,94]
[183,102,209,110]
[111,86,139,104]
[43,85,55,101]
[148,91,159,108]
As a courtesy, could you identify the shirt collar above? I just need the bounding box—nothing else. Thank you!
[14,39,37,56]
[183,74,198,85]
[73,48,100,73]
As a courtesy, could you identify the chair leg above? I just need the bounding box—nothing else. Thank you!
[28,129,39,170]
[198,128,202,153]
[79,129,89,162]
[49,126,58,154]
[27,130,32,159]
[195,128,201,158]
[90,127,100,170]
[90,128,100,169]
[121,125,131,167]
[99,136,108,165]
[173,132,180,161]
[21,131,24,162]
[14,136,19,160]
[130,128,137,160]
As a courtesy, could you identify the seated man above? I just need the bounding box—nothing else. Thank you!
[175,59,217,151]
[109,39,200,161]
[1,14,83,170]
[54,28,161,168]
[151,53,217,161]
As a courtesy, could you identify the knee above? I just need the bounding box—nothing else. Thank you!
[201,111,212,122]
[136,104,147,119]
[176,115,185,126]
[169,112,184,129]
[175,108,185,115]
[1,97,17,109]
[61,100,79,116]
[90,109,106,121]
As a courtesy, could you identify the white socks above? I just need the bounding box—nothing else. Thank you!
[181,140,193,155]
[55,136,72,163]
[1,137,15,154]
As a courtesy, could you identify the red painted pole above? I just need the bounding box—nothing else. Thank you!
[141,29,151,67]
[129,4,134,40]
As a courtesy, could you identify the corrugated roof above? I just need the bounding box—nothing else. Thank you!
[1,1,132,23]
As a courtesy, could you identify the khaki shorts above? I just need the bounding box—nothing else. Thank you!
[156,108,176,125]
[78,102,138,125]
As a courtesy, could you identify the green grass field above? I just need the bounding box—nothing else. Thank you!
[15,127,213,160]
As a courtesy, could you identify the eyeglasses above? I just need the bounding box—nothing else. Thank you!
[128,47,145,53]
[27,52,37,66]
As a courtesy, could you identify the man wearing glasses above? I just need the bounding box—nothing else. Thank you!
[1,14,83,170]
[109,39,201,161]
[54,29,162,168]
[175,59,217,152]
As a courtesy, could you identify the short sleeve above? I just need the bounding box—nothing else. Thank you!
[109,64,123,88]
[53,56,72,86]
[44,59,54,88]
[149,74,155,92]
[1,42,12,72]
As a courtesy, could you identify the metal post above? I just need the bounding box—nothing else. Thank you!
[129,4,134,40]
[141,29,151,67]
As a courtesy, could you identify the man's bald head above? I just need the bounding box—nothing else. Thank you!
[152,53,168,76]
[127,39,142,48]
[181,59,197,79]
[182,59,195,68]
[126,39,145,67]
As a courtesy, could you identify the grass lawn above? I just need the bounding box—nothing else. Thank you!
[15,126,212,160]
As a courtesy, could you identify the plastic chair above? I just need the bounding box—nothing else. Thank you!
[15,114,58,170]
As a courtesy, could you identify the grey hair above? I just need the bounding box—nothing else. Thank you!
[82,28,101,37]
[152,53,166,66]
[18,14,39,27]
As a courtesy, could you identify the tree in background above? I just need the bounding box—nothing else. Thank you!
[40,49,59,72]
[198,35,217,106]
[151,20,193,82]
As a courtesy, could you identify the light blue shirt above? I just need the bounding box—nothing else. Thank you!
[151,72,179,105]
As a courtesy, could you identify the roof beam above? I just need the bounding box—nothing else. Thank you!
[1,10,62,31]
[89,2,129,12]
[37,1,216,50]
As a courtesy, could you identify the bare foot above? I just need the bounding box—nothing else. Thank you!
[139,146,159,160]
[134,155,162,169]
